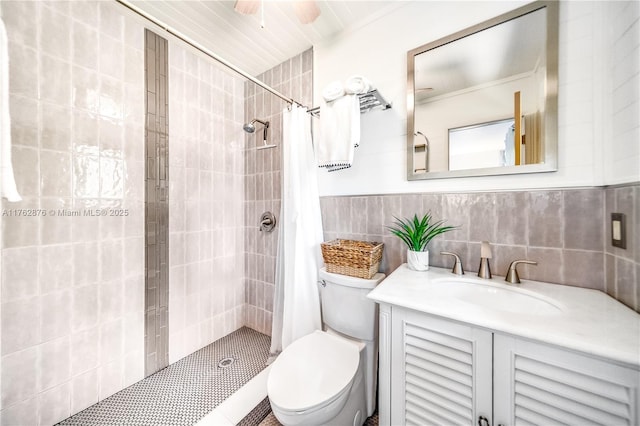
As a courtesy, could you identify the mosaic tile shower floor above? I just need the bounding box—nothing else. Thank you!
[58,327,270,426]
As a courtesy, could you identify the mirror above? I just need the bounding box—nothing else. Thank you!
[407,1,558,180]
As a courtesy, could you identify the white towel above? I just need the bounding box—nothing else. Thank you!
[322,80,344,102]
[316,94,360,171]
[345,75,374,95]
[0,18,21,202]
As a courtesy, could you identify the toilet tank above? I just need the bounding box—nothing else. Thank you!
[318,268,385,341]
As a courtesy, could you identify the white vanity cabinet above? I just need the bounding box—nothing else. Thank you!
[494,335,640,425]
[381,304,640,426]
[387,306,493,425]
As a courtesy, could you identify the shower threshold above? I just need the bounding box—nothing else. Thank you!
[57,327,270,426]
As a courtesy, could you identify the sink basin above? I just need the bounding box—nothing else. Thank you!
[432,277,563,315]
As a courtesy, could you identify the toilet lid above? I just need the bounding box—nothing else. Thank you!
[268,331,360,412]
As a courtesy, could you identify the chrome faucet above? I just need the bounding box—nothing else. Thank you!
[477,241,492,279]
[505,260,538,284]
[441,251,464,275]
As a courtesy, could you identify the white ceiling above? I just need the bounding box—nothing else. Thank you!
[414,7,546,101]
[129,0,407,77]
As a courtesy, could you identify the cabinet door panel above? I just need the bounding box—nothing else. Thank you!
[495,334,640,426]
[391,308,492,426]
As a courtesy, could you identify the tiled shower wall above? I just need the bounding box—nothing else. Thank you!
[1,1,146,424]
[320,184,640,312]
[243,49,313,335]
[168,41,246,363]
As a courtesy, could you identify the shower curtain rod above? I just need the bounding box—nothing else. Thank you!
[115,0,307,110]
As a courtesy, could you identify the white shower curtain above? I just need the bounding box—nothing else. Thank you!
[269,104,324,359]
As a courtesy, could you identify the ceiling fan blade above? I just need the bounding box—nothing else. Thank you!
[234,0,260,15]
[293,0,321,24]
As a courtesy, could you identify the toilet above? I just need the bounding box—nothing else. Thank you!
[267,267,385,426]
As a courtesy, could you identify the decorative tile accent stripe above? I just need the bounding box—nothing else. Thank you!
[58,327,270,426]
[144,29,170,376]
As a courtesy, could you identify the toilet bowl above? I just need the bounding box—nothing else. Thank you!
[267,268,385,426]
[268,330,364,426]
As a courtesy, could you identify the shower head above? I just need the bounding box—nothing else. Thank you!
[244,118,274,149]
[243,118,268,134]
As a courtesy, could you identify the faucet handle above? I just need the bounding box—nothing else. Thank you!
[441,252,464,275]
[505,260,537,284]
[480,241,492,258]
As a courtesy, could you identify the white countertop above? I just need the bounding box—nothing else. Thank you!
[367,264,640,368]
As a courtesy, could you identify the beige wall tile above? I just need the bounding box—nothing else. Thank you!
[41,290,72,342]
[99,319,124,364]
[38,336,71,392]
[1,297,40,355]
[99,2,124,41]
[1,347,38,407]
[70,327,99,376]
[98,359,123,400]
[1,247,39,301]
[40,244,73,293]
[40,150,71,197]
[9,44,38,99]
[72,284,99,333]
[40,6,70,60]
[73,22,99,70]
[40,198,73,245]
[38,382,71,426]
[71,368,99,414]
[2,199,41,248]
[40,55,71,107]
[2,1,39,48]
[1,396,38,426]
[10,95,38,148]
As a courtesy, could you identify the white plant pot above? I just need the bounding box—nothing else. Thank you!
[407,249,429,271]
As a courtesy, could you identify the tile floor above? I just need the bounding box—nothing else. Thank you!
[57,327,270,425]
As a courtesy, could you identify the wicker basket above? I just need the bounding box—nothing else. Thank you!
[321,239,384,279]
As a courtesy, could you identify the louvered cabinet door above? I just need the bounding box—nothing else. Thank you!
[494,334,640,426]
[390,308,493,426]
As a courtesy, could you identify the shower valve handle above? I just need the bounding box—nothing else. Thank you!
[259,211,276,232]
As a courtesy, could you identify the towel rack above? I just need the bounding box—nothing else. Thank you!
[308,89,392,117]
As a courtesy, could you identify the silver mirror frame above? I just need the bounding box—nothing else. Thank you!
[407,0,559,181]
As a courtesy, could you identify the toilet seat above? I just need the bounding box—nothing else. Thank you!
[268,330,360,419]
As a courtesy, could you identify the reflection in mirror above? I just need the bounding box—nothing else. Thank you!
[407,1,558,180]
[449,118,515,171]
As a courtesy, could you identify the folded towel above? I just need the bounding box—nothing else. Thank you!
[317,94,360,171]
[345,75,374,95]
[322,80,344,102]
[0,18,21,202]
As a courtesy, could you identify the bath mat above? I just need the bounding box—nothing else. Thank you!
[57,327,270,426]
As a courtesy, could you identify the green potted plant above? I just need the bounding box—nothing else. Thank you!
[387,212,457,271]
